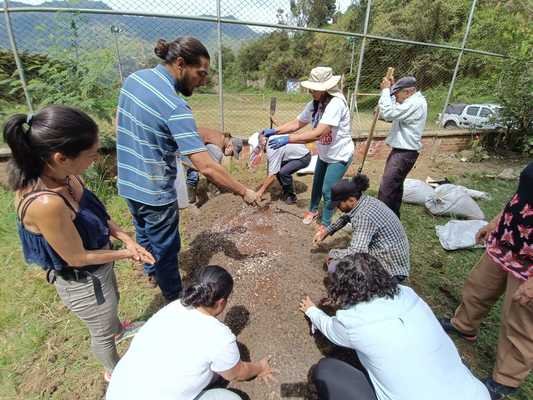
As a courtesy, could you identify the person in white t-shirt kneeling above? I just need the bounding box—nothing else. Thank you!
[255,132,311,204]
[106,265,275,400]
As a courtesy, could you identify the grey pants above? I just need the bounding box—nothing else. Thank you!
[194,389,241,400]
[313,358,377,400]
[54,263,121,372]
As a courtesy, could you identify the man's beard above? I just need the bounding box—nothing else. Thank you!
[178,74,194,97]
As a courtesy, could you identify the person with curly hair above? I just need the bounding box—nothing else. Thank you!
[313,174,410,282]
[299,253,489,400]
[107,265,275,400]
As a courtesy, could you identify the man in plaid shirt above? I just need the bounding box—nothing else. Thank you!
[314,174,410,281]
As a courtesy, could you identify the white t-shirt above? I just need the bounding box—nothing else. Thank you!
[306,286,489,400]
[298,97,354,163]
[106,301,240,400]
[266,142,310,176]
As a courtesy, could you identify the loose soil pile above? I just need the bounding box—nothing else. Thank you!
[178,153,527,399]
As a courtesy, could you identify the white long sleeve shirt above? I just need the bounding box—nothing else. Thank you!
[305,286,489,400]
[378,89,427,151]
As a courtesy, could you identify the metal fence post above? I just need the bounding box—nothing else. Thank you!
[111,25,124,83]
[431,0,478,158]
[346,38,356,105]
[350,0,372,132]
[3,0,33,113]
[216,0,224,132]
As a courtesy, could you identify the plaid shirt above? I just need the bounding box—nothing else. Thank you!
[327,195,411,277]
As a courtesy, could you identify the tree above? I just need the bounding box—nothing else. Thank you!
[290,0,336,27]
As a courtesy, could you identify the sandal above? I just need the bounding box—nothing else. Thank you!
[302,211,319,225]
[115,320,145,345]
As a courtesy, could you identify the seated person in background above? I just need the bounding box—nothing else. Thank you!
[299,253,490,400]
[106,265,275,400]
[313,174,410,282]
[185,127,244,203]
[255,132,311,204]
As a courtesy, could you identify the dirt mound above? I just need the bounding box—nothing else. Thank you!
[181,193,348,399]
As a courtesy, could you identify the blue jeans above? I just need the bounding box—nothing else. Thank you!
[309,156,352,226]
[125,199,182,301]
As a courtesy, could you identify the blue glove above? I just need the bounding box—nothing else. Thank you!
[268,135,289,150]
[261,128,278,138]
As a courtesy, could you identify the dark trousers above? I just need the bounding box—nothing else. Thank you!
[276,153,311,196]
[312,358,377,400]
[378,148,419,217]
[126,199,182,301]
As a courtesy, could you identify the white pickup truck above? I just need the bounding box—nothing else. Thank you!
[439,103,503,129]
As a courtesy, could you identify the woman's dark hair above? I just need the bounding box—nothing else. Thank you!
[327,253,399,308]
[2,105,98,191]
[181,265,234,308]
[311,94,333,127]
[154,36,210,65]
[349,173,369,199]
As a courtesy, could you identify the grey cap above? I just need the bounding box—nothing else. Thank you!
[391,76,417,94]
[230,137,243,159]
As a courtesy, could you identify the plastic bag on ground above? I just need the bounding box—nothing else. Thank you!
[436,220,488,250]
[425,184,485,220]
[403,179,435,205]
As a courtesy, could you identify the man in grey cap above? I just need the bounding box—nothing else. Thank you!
[377,76,427,217]
[185,127,244,203]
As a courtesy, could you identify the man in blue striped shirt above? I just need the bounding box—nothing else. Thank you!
[116,37,258,301]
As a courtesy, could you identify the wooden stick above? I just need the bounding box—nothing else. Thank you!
[357,67,394,174]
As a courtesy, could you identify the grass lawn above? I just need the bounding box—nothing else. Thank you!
[187,91,445,136]
[0,162,531,399]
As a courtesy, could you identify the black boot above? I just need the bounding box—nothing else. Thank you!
[284,192,297,205]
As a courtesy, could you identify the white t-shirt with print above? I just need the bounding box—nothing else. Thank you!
[266,142,310,176]
[298,97,354,163]
[106,301,240,400]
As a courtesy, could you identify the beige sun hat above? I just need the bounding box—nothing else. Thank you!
[301,66,341,92]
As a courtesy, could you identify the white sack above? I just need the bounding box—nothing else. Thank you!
[436,220,488,250]
[403,179,436,205]
[425,184,485,220]
[175,158,189,209]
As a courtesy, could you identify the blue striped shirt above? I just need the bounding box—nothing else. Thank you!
[116,64,206,206]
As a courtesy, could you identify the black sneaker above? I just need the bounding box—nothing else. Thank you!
[284,193,297,205]
[482,377,518,400]
[438,318,477,342]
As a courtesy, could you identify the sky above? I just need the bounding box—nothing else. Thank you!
[10,0,356,25]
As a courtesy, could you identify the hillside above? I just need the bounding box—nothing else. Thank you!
[0,0,260,52]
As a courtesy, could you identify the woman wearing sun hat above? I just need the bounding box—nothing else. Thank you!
[261,66,354,234]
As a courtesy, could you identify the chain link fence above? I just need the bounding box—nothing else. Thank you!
[0,0,518,142]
